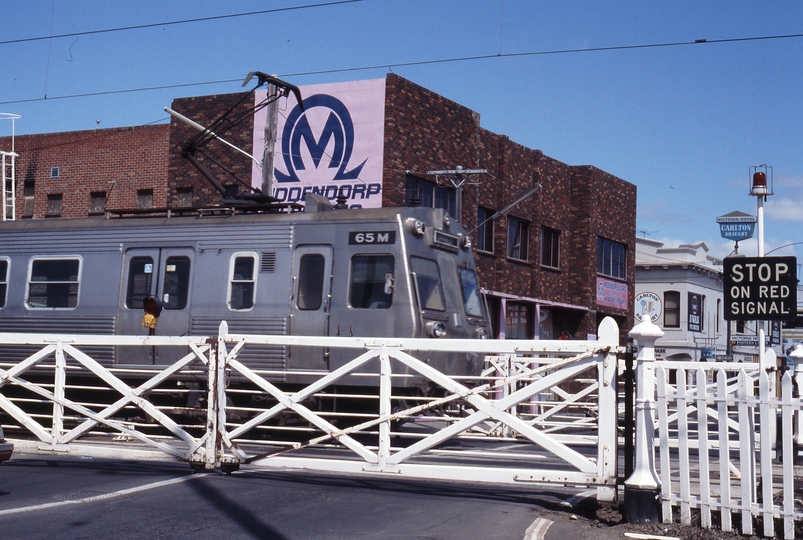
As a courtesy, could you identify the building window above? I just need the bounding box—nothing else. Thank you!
[716,299,721,334]
[506,302,533,339]
[27,257,81,309]
[176,187,193,208]
[137,189,153,209]
[736,320,745,334]
[597,237,626,279]
[541,227,560,269]
[47,194,62,217]
[476,207,494,253]
[90,192,106,215]
[405,175,457,217]
[664,290,680,328]
[23,179,34,218]
[507,216,529,261]
[230,254,257,310]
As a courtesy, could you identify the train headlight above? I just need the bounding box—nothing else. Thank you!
[460,234,472,249]
[406,218,426,236]
[475,326,489,339]
[443,214,451,227]
[426,321,447,338]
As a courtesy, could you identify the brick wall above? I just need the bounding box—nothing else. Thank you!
[166,92,256,208]
[0,125,169,218]
[382,74,637,338]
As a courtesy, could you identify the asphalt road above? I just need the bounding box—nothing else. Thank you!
[0,451,602,540]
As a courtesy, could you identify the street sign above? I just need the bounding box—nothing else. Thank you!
[723,256,797,321]
[730,336,764,347]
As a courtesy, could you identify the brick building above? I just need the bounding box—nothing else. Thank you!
[3,125,169,219]
[0,74,636,339]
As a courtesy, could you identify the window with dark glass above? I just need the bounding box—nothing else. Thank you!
[350,255,394,309]
[405,174,456,216]
[90,191,106,215]
[0,259,7,308]
[476,207,495,253]
[27,258,80,308]
[176,187,193,208]
[507,216,529,261]
[162,256,190,310]
[597,237,626,279]
[664,291,680,328]
[125,257,154,309]
[230,255,256,310]
[137,189,153,209]
[506,302,533,339]
[297,254,325,310]
[541,227,560,268]
[411,256,445,311]
[458,267,483,317]
[47,194,62,217]
[23,180,34,218]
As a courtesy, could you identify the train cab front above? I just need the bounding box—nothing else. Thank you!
[400,209,490,377]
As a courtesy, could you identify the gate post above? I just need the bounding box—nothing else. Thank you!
[624,319,663,522]
[790,345,803,464]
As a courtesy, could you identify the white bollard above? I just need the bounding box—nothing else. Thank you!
[624,319,663,522]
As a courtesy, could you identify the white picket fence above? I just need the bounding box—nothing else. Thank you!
[631,319,803,539]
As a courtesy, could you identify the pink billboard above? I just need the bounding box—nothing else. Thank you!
[252,78,386,208]
[596,277,628,310]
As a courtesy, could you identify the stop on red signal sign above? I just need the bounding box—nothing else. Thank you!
[723,256,797,321]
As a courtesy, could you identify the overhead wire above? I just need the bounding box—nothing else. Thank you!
[0,1,364,46]
[1,32,802,107]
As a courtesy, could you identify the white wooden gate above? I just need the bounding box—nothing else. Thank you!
[630,319,803,539]
[0,318,621,499]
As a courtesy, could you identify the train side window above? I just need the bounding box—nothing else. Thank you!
[297,254,325,310]
[125,257,154,309]
[27,257,81,309]
[410,257,445,312]
[458,267,483,317]
[163,256,190,310]
[0,259,8,308]
[230,254,256,310]
[350,255,394,309]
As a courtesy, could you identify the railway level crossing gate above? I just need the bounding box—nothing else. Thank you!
[4,318,803,537]
[0,318,621,502]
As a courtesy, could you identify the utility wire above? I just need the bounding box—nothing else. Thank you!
[1,32,801,107]
[0,0,364,46]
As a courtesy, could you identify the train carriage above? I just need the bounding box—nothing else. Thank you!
[0,200,490,389]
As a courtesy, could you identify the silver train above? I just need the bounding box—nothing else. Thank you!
[0,200,490,387]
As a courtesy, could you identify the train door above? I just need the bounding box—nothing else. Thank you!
[290,245,333,368]
[117,247,194,365]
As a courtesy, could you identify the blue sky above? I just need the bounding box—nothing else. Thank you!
[2,0,802,264]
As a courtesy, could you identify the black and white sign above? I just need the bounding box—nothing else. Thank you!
[348,231,396,245]
[723,256,797,321]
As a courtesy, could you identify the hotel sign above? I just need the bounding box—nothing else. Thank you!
[716,211,756,241]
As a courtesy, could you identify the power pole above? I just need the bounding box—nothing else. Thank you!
[261,82,279,198]
[426,165,487,224]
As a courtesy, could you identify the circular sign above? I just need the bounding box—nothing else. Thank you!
[635,292,662,323]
